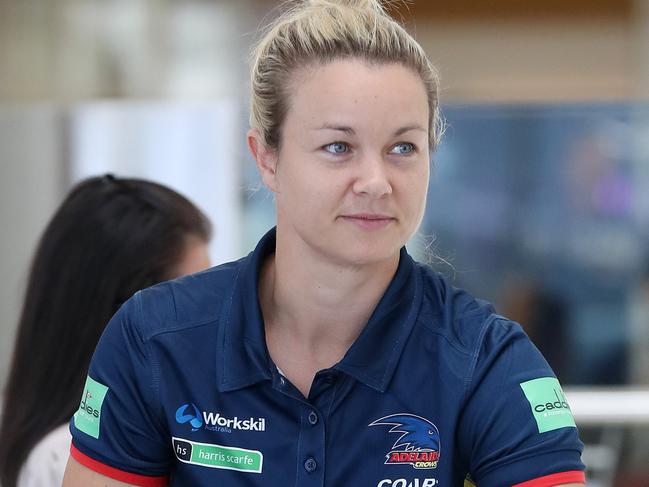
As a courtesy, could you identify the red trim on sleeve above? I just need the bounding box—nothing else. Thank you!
[512,470,586,487]
[70,444,168,487]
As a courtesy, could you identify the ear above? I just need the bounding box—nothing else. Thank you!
[247,128,279,193]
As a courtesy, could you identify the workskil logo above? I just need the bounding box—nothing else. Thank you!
[369,414,441,469]
[175,403,266,434]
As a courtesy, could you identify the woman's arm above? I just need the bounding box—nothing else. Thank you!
[67,295,171,486]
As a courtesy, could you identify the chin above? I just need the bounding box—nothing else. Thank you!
[328,237,403,267]
[290,222,407,266]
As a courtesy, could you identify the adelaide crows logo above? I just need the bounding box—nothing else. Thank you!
[369,413,440,469]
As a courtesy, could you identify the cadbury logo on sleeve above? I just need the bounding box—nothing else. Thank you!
[533,388,571,414]
[520,377,576,433]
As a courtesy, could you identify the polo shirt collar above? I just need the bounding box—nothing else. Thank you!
[216,227,422,393]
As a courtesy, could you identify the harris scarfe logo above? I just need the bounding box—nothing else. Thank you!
[369,414,441,469]
[176,403,203,431]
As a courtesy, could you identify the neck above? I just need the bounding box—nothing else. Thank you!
[259,228,400,360]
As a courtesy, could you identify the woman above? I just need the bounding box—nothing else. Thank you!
[0,175,212,487]
[64,1,586,486]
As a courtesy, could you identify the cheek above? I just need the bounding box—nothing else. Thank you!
[276,165,331,220]
[278,156,348,210]
[402,165,429,210]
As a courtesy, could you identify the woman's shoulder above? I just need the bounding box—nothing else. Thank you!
[17,423,70,487]
[133,256,249,338]
[415,263,521,355]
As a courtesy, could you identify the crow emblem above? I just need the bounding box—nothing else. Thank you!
[369,413,441,469]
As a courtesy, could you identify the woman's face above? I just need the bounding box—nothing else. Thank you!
[255,59,430,266]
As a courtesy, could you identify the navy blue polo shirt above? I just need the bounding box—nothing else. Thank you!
[70,228,585,487]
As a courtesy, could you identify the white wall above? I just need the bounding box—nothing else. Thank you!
[68,100,242,265]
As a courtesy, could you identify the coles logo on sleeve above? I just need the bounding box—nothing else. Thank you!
[73,375,109,439]
[369,413,441,469]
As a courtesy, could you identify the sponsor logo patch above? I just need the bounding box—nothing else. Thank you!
[175,402,266,434]
[369,414,441,470]
[377,479,438,487]
[520,377,576,433]
[172,437,263,473]
[73,375,109,439]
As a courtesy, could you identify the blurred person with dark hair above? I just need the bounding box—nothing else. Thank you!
[0,175,212,487]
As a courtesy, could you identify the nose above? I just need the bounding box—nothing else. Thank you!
[352,156,393,198]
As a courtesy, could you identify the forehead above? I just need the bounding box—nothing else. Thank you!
[285,59,429,132]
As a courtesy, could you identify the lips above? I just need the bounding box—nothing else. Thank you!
[341,213,393,220]
[340,213,395,229]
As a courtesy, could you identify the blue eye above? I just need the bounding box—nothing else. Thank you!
[390,142,415,155]
[323,142,349,154]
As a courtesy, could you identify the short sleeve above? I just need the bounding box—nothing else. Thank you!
[458,317,585,487]
[69,292,171,486]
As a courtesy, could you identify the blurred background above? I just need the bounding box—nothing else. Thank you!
[1,0,649,485]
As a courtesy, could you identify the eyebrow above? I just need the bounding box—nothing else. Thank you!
[313,124,426,137]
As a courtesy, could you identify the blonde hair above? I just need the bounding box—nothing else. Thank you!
[250,0,444,150]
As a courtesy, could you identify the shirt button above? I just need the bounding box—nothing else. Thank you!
[304,457,317,473]
[308,411,319,425]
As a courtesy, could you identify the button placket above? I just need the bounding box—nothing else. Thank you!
[279,373,335,486]
[294,404,326,485]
